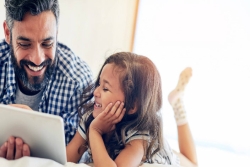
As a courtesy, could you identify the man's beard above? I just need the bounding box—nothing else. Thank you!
[10,45,56,92]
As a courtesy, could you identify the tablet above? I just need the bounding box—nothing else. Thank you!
[0,104,67,165]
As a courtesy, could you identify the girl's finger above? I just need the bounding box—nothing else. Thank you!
[110,101,121,115]
[108,101,121,116]
[112,108,126,124]
[96,103,113,121]
[102,103,113,115]
[109,102,124,122]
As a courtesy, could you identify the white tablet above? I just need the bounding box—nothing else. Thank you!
[0,104,67,165]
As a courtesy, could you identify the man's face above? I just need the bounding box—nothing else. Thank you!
[4,11,57,93]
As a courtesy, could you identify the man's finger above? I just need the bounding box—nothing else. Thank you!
[6,137,15,160]
[22,144,31,157]
[9,104,33,110]
[15,138,23,159]
[0,142,8,158]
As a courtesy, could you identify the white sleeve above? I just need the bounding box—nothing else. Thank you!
[164,140,180,167]
[77,112,92,140]
[125,130,150,144]
[172,152,180,167]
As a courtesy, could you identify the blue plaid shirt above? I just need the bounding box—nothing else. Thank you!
[0,39,94,145]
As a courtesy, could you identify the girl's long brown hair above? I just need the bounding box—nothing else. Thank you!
[78,52,167,163]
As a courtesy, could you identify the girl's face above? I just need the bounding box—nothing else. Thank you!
[93,63,125,118]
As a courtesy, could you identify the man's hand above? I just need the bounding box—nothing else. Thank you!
[90,101,126,135]
[9,104,33,110]
[0,136,30,160]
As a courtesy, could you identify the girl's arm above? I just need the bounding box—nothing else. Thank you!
[90,101,146,167]
[89,127,146,167]
[66,131,87,163]
[114,139,146,167]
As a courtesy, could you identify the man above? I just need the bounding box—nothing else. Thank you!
[0,0,93,159]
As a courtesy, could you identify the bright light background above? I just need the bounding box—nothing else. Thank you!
[133,0,250,166]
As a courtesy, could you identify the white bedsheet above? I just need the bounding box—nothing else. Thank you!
[0,157,176,167]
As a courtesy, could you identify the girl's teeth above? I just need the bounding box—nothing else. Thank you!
[96,103,102,107]
[28,65,43,72]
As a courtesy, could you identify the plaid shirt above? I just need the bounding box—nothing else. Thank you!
[0,39,94,144]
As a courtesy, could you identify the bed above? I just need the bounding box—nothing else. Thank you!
[0,157,177,167]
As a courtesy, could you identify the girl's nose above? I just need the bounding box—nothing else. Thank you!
[93,86,100,97]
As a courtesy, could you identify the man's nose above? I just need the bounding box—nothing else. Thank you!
[30,45,46,65]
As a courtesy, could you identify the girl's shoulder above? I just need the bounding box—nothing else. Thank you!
[81,110,93,120]
[125,129,150,144]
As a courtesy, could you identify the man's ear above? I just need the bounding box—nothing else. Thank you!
[3,21,11,44]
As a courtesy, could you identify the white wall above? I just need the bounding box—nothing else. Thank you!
[0,0,138,78]
[0,1,5,38]
[58,0,137,77]
[134,0,250,166]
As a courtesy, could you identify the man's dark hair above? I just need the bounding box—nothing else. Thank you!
[5,0,59,30]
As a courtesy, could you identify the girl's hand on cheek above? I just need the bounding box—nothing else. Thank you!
[90,101,126,135]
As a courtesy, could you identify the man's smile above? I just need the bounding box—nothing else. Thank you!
[27,65,44,71]
[24,64,46,76]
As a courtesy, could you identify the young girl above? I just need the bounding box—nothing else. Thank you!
[66,52,197,167]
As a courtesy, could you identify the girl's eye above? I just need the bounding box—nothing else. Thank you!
[103,88,108,92]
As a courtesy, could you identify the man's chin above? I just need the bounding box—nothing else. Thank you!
[28,84,43,91]
[18,75,45,93]
[18,80,43,95]
[28,77,46,91]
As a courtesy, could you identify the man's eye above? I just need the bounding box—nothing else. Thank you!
[18,43,31,48]
[42,42,53,48]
